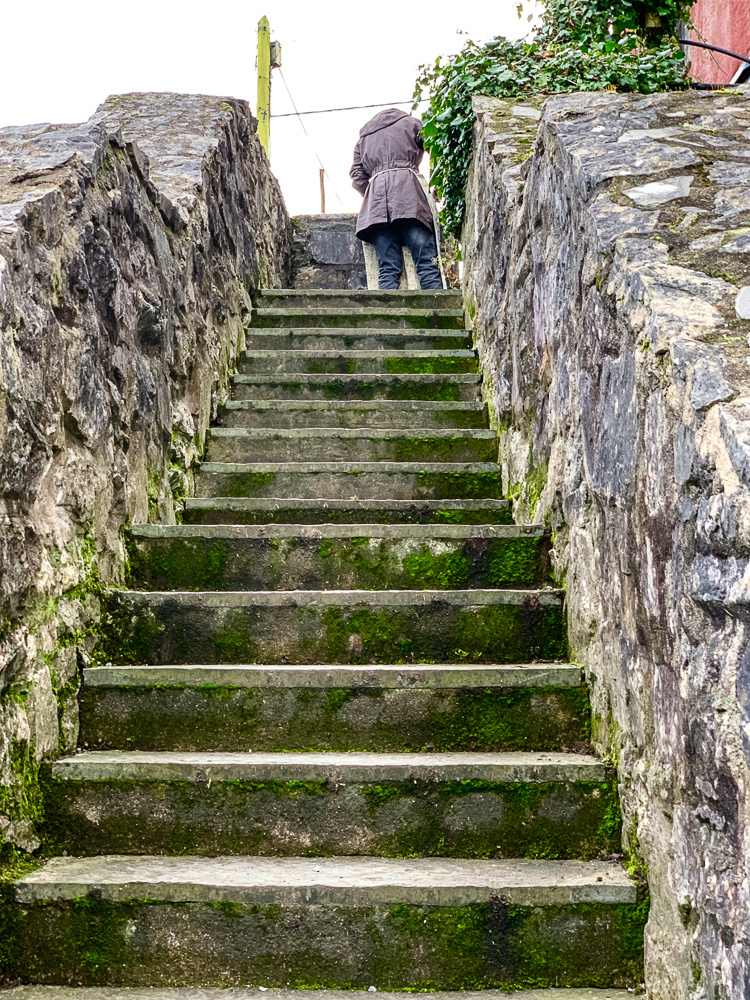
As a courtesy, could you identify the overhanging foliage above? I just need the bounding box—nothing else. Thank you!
[414,0,694,235]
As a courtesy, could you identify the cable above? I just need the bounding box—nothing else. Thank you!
[272,100,415,118]
[276,68,346,209]
[681,38,750,67]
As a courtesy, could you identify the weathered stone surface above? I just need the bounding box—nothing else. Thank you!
[6,855,641,988]
[464,88,750,1000]
[291,214,366,289]
[78,664,590,754]
[0,93,290,851]
[2,989,637,1000]
[43,749,615,858]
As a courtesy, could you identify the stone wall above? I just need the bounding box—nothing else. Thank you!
[0,93,291,854]
[291,214,366,289]
[464,89,750,1000]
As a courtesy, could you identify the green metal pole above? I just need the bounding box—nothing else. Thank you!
[257,15,271,154]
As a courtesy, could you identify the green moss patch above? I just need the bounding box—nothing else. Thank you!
[79,683,591,754]
[4,897,643,988]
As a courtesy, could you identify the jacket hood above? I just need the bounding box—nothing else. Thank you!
[359,108,410,137]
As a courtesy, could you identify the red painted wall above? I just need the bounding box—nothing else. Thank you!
[689,0,750,83]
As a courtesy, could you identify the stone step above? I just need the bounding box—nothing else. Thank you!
[0,989,638,1000]
[218,399,489,430]
[181,497,512,525]
[100,588,566,666]
[230,373,482,402]
[79,662,588,753]
[9,855,642,988]
[127,523,549,592]
[205,428,497,465]
[249,307,466,329]
[245,328,472,351]
[256,288,464,310]
[43,751,616,859]
[195,462,502,500]
[238,349,478,376]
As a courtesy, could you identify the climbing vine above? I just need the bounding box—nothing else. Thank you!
[414,0,695,234]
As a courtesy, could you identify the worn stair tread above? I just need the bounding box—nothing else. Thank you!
[83,663,580,688]
[119,588,563,607]
[253,308,465,319]
[256,288,463,299]
[131,522,541,540]
[2,990,637,1000]
[209,427,495,440]
[16,855,637,905]
[183,497,508,515]
[53,750,604,783]
[200,460,498,473]
[1,990,637,1000]
[245,327,471,338]
[242,349,476,359]
[225,399,485,411]
[232,373,481,384]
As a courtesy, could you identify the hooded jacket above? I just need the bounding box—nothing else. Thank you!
[350,109,434,242]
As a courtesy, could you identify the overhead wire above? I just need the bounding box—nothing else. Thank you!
[276,68,346,208]
[272,100,415,118]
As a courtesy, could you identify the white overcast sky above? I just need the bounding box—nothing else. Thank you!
[0,1,539,216]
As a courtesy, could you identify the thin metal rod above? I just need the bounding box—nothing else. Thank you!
[320,169,326,214]
[272,100,413,119]
[681,38,750,66]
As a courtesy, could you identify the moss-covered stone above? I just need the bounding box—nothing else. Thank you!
[79,683,591,753]
[182,502,513,526]
[42,774,620,860]
[4,897,644,987]
[126,534,549,592]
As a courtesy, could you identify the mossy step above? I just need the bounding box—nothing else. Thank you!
[100,588,566,666]
[256,288,463,310]
[205,428,497,465]
[43,751,618,859]
[230,373,482,402]
[1,989,637,1000]
[218,400,488,431]
[79,663,591,754]
[249,307,465,330]
[181,498,512,525]
[195,462,503,500]
[9,856,642,988]
[238,350,478,376]
[245,329,472,351]
[127,523,549,591]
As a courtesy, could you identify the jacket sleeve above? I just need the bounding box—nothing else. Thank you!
[350,139,370,195]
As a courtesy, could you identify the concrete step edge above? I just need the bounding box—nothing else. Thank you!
[208,428,496,440]
[15,855,637,906]
[232,373,481,384]
[224,400,486,411]
[82,663,581,689]
[130,523,543,540]
[182,498,510,510]
[242,349,476,359]
[199,461,500,473]
[1,989,637,1000]
[116,589,564,608]
[253,308,465,317]
[51,750,606,784]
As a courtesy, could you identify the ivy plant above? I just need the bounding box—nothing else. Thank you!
[414,0,695,235]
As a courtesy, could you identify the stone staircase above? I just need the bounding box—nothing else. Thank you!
[8,289,642,995]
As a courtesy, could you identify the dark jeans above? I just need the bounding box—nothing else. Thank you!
[369,219,443,290]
